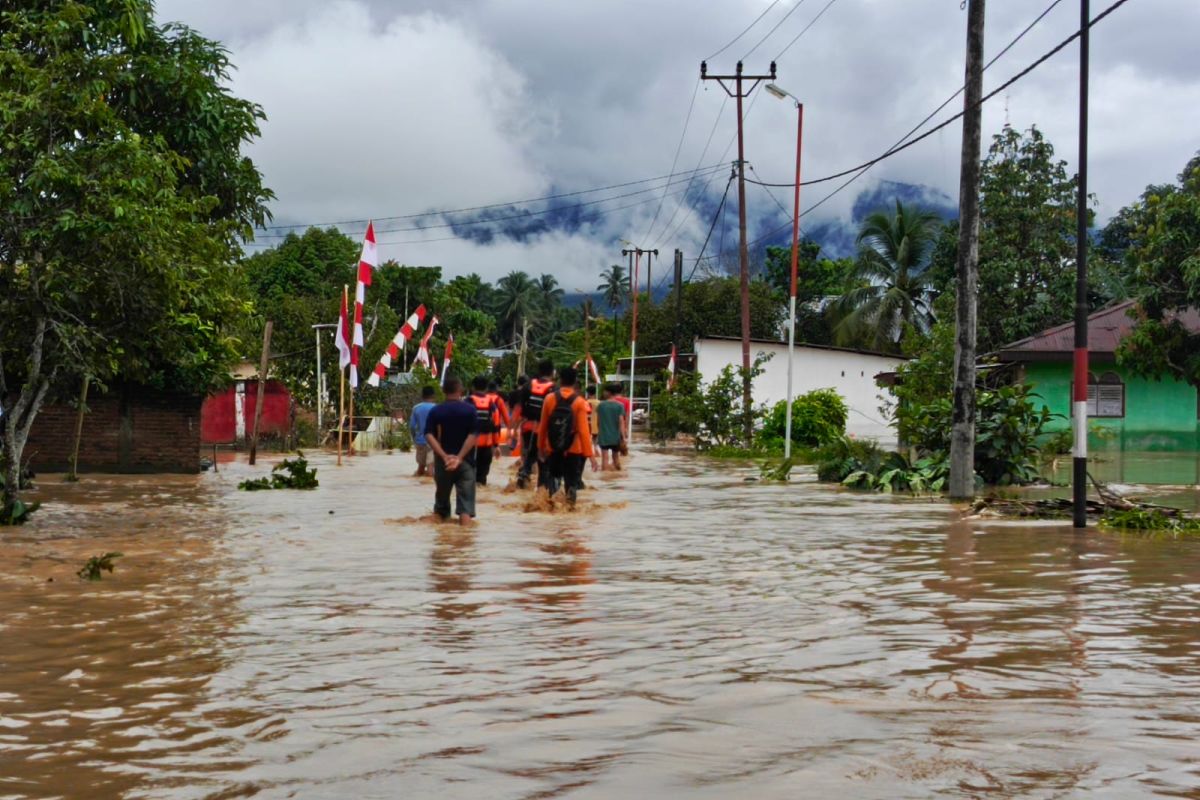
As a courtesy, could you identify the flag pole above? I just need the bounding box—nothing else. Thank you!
[338,285,347,466]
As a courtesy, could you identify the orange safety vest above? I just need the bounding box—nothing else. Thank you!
[470,394,499,446]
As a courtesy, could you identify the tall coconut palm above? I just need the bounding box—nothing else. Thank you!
[536,273,565,313]
[597,264,630,318]
[832,201,941,351]
[493,270,538,343]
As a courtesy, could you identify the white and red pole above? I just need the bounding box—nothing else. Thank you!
[1073,0,1090,527]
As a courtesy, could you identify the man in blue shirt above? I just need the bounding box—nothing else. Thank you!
[409,386,437,477]
[424,377,478,524]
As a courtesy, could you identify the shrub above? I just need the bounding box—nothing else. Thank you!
[649,354,771,449]
[238,454,319,491]
[761,388,847,447]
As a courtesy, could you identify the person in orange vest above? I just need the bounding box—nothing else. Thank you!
[468,376,505,486]
[515,360,556,489]
[537,366,598,506]
[486,380,512,449]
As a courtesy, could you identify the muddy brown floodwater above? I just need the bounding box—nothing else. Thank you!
[2,448,1200,798]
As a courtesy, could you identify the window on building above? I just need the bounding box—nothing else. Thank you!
[1073,372,1124,418]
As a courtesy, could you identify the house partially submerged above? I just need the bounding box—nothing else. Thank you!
[997,300,1200,451]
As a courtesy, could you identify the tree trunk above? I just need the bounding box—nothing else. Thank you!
[950,0,986,499]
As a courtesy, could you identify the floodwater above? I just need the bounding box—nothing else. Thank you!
[2,449,1200,799]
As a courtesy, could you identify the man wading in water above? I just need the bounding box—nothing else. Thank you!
[424,377,478,525]
[537,366,598,507]
[515,360,556,490]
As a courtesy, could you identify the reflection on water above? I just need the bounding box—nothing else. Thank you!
[1048,448,1200,489]
[2,451,1200,798]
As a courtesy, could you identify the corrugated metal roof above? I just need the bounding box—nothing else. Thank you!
[996,300,1200,359]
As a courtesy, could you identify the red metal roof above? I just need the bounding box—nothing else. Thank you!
[996,300,1200,360]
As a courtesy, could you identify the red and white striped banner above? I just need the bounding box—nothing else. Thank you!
[414,315,440,375]
[441,334,454,386]
[667,344,677,388]
[349,221,378,388]
[588,356,602,387]
[366,304,428,387]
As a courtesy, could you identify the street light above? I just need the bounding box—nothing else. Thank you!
[766,83,804,461]
[311,323,337,433]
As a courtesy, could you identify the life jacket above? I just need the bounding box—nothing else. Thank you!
[524,378,555,423]
[546,390,580,454]
[470,394,498,435]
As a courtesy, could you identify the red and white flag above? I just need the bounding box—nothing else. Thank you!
[667,344,678,388]
[366,305,428,387]
[440,334,454,386]
[335,291,352,370]
[587,356,602,387]
[349,221,379,388]
[414,315,440,373]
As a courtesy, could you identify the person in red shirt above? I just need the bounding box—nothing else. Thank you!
[537,366,598,506]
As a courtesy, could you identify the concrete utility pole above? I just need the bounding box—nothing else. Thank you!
[622,246,656,440]
[1073,0,1091,527]
[949,0,986,500]
[672,249,684,349]
[249,320,274,466]
[701,59,776,444]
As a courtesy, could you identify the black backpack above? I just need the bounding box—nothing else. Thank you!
[546,391,578,454]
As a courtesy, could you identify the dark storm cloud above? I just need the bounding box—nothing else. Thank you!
[157,0,1199,285]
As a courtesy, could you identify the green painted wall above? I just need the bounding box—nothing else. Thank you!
[1024,362,1200,452]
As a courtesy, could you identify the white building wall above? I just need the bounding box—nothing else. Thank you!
[693,338,903,443]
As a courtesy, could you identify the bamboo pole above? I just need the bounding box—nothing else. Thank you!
[248,320,273,466]
[67,375,90,482]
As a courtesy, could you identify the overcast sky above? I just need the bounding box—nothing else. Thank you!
[157,0,1199,288]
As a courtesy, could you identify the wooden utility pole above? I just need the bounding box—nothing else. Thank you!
[701,59,777,443]
[517,316,529,378]
[672,249,684,348]
[249,320,273,466]
[949,0,986,499]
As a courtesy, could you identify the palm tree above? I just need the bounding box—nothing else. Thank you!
[597,264,630,318]
[832,200,940,351]
[492,270,538,343]
[536,273,565,312]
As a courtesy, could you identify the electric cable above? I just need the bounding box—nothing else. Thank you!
[704,0,783,61]
[257,161,726,232]
[747,0,1128,190]
[742,0,813,60]
[251,164,726,241]
[643,77,702,244]
[773,0,841,61]
[685,173,737,284]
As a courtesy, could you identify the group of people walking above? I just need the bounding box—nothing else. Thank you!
[408,361,629,524]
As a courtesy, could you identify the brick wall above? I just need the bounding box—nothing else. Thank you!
[25,387,201,474]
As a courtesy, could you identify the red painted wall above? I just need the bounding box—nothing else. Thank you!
[200,380,292,444]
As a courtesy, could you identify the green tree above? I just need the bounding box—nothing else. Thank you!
[1116,152,1200,385]
[929,125,1104,353]
[0,1,271,507]
[492,270,538,343]
[762,241,855,346]
[831,201,940,351]
[597,264,630,318]
[631,276,784,356]
[535,273,565,312]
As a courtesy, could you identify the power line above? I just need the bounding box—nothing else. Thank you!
[650,95,729,248]
[251,165,726,241]
[257,161,725,232]
[705,0,783,61]
[686,173,738,283]
[742,0,813,60]
[643,77,702,244]
[747,0,1130,190]
[244,176,711,249]
[773,0,841,61]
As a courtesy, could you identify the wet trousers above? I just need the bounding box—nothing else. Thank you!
[545,453,586,502]
[518,430,548,487]
[475,445,494,486]
[434,459,476,519]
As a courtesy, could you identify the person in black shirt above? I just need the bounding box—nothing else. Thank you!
[424,377,478,524]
